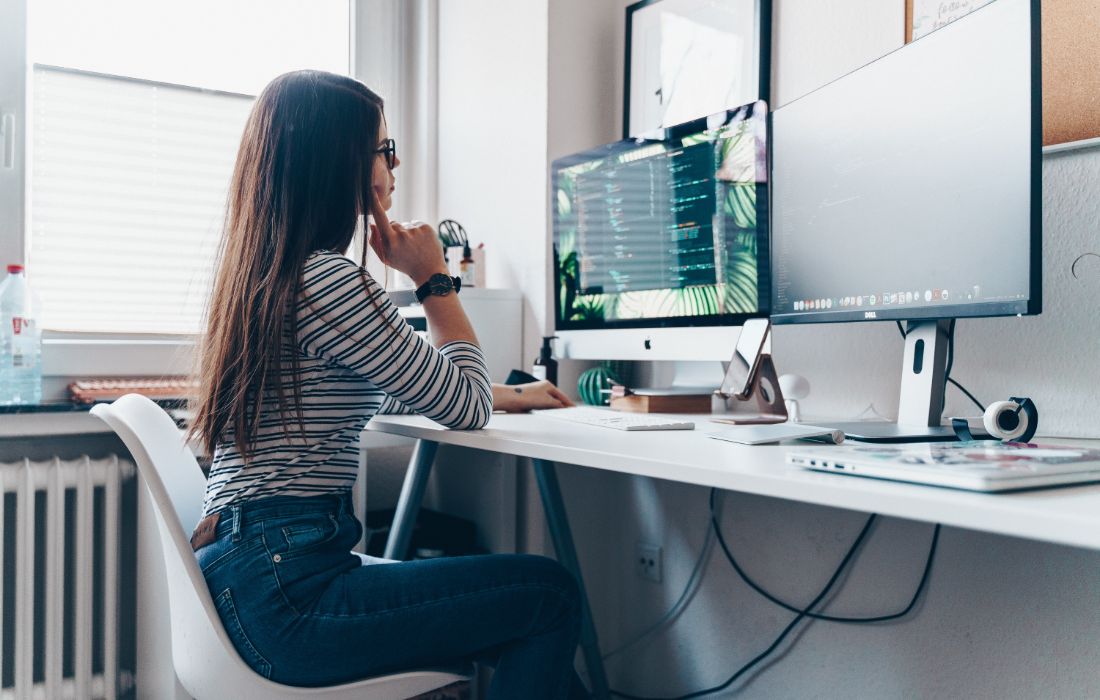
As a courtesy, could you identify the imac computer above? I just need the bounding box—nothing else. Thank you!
[770,0,1041,440]
[551,101,769,371]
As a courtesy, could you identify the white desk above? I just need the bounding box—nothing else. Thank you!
[368,413,1100,551]
[366,413,1100,698]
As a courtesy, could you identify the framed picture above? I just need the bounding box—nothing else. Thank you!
[623,0,771,138]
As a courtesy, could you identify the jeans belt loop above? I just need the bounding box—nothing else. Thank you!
[230,504,242,543]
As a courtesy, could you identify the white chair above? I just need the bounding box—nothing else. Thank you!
[92,394,471,700]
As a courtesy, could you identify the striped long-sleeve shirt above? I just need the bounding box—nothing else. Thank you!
[201,250,493,516]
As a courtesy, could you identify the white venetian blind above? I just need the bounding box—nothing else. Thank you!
[25,0,352,334]
[29,66,252,333]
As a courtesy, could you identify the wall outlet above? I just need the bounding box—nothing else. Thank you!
[635,542,662,583]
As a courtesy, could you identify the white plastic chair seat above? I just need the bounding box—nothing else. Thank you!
[93,394,471,699]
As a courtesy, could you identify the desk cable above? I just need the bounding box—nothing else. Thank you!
[610,509,880,700]
[609,492,941,700]
[707,489,940,624]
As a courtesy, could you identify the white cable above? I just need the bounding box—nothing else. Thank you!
[602,504,719,663]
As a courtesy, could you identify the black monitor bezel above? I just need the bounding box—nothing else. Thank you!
[769,0,1042,326]
[551,102,771,333]
[623,0,772,140]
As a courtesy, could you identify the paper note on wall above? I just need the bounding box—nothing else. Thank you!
[908,0,995,41]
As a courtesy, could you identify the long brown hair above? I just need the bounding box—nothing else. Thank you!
[190,70,385,460]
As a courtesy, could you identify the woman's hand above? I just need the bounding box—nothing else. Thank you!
[492,381,575,413]
[368,193,447,286]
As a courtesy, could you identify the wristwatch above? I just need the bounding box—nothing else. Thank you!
[415,273,462,303]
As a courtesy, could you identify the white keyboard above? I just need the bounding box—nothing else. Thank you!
[534,407,695,431]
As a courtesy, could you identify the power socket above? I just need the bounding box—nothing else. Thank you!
[635,542,662,583]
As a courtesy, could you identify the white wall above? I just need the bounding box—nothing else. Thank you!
[437,0,1100,696]
[437,0,549,360]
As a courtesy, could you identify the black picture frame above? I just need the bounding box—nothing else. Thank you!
[623,0,772,139]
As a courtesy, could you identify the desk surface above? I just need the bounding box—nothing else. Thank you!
[367,413,1100,552]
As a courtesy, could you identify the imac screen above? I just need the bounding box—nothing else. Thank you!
[552,100,769,331]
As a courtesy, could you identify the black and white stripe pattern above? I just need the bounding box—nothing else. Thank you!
[202,250,492,516]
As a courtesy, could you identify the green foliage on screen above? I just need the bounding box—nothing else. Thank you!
[556,118,761,325]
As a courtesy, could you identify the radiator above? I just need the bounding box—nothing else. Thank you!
[0,456,136,700]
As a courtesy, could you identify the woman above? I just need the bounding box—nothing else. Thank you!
[189,70,587,699]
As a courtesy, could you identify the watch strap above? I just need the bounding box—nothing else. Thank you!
[415,274,461,303]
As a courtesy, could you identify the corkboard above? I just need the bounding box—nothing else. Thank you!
[905,0,1100,148]
[1042,0,1100,146]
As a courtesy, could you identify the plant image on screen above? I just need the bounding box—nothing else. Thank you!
[554,106,763,329]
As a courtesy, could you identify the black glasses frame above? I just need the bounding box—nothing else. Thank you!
[375,139,397,169]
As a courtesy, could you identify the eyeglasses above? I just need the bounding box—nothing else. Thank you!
[375,138,397,169]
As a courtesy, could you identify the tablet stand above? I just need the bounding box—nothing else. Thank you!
[609,320,788,420]
[711,352,788,423]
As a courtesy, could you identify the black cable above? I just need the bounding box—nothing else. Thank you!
[948,377,985,413]
[943,319,957,386]
[610,512,879,700]
[942,319,958,418]
[708,489,940,624]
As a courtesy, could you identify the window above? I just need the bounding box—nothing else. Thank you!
[25,0,352,334]
[29,67,253,334]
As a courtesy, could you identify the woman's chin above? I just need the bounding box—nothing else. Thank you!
[378,193,393,211]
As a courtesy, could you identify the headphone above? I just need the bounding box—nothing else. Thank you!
[951,396,1038,443]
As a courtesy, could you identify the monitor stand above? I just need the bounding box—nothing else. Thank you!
[823,320,957,443]
[633,360,725,396]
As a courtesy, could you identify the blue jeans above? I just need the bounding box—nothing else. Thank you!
[195,493,589,699]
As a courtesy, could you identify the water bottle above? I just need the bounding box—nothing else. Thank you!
[0,265,43,405]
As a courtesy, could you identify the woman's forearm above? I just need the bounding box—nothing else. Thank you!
[422,293,480,348]
[492,384,521,412]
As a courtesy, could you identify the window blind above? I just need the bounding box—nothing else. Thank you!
[29,65,253,334]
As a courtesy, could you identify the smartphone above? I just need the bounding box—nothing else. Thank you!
[719,319,769,399]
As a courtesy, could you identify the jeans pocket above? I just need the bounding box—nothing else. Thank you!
[283,522,329,549]
[214,588,273,679]
[270,513,341,560]
[198,539,266,579]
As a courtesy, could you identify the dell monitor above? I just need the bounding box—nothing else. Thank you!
[551,101,769,366]
[770,0,1041,440]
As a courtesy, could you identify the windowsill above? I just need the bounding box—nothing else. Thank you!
[43,335,196,377]
[0,409,113,438]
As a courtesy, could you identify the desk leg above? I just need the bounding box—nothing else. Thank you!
[532,459,610,700]
[384,440,439,560]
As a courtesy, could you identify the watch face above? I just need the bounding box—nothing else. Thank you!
[428,273,454,295]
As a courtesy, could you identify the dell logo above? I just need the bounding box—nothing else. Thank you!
[864,311,877,319]
[644,337,652,350]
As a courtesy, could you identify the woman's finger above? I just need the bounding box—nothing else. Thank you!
[369,193,394,257]
[550,387,574,407]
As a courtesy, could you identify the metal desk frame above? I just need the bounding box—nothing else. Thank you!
[383,440,611,699]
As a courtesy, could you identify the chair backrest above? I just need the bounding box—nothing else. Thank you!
[93,394,471,700]
[91,394,266,698]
